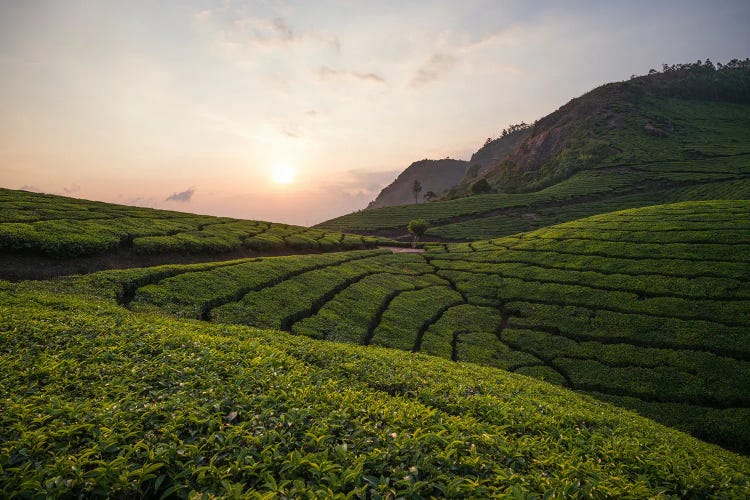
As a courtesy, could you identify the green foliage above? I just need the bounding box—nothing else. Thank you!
[407,219,429,237]
[370,286,463,351]
[5,200,750,463]
[131,250,388,319]
[426,201,750,452]
[0,188,384,260]
[407,218,429,248]
[420,304,541,371]
[293,270,444,343]
[100,200,750,453]
[2,288,749,497]
[211,254,424,330]
[471,178,492,194]
[428,175,750,241]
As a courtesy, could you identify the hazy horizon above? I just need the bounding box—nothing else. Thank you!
[1,0,748,225]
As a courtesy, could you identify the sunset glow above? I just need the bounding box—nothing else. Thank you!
[0,1,747,225]
[271,166,296,185]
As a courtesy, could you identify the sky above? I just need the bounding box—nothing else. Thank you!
[1,1,748,225]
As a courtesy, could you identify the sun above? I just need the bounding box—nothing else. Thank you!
[271,165,296,184]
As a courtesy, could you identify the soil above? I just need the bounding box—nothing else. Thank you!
[378,246,425,254]
[0,247,345,282]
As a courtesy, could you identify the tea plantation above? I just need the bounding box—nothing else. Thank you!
[0,188,383,260]
[427,175,750,241]
[318,154,750,240]
[2,287,749,497]
[42,200,750,456]
[2,198,749,495]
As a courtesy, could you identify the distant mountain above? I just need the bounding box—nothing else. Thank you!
[367,159,468,208]
[367,128,529,209]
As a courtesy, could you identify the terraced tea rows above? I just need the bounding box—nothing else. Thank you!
[424,201,750,451]
[59,201,749,453]
[318,154,750,241]
[428,176,750,240]
[0,188,383,260]
[130,250,390,319]
[3,288,748,497]
[210,253,437,331]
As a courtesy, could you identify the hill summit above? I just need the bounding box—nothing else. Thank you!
[367,158,467,208]
[470,58,750,194]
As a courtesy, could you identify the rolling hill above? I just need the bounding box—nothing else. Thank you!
[0,188,390,280]
[24,200,750,455]
[3,268,749,497]
[318,61,750,241]
[447,125,532,197]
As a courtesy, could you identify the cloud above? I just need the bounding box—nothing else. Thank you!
[19,184,41,192]
[281,125,300,138]
[195,9,339,54]
[410,53,457,88]
[241,17,294,45]
[63,183,81,195]
[165,187,195,202]
[193,11,295,52]
[317,66,386,84]
[329,37,341,55]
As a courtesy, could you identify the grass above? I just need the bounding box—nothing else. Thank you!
[2,287,749,497]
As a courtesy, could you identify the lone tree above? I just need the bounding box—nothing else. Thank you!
[407,218,428,248]
[412,179,422,204]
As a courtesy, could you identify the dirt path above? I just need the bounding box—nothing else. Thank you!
[379,246,425,254]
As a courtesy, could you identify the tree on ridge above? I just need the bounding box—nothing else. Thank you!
[412,180,423,204]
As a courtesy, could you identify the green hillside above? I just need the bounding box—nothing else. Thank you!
[429,174,750,240]
[2,284,749,497]
[318,64,750,241]
[0,188,388,279]
[31,201,750,455]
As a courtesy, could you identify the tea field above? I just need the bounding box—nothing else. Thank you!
[0,188,384,261]
[2,285,749,497]
[318,152,750,242]
[27,200,750,457]
[428,176,750,240]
